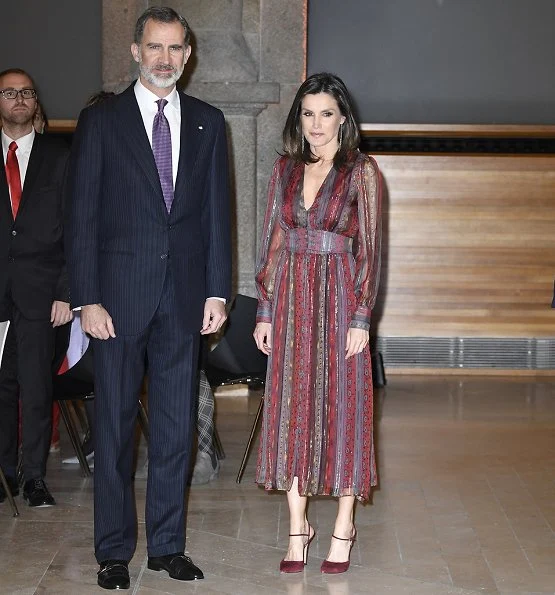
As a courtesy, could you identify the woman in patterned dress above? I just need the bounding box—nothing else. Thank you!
[253,73,382,574]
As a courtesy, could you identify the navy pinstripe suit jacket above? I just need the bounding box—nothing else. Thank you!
[66,83,231,335]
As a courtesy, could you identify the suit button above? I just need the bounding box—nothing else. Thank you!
[160,253,168,259]
[11,230,17,236]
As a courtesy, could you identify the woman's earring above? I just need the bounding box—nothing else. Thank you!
[338,125,343,149]
[302,135,305,152]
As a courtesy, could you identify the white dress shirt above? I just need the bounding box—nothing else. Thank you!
[2,128,35,206]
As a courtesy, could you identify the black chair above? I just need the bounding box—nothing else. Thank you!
[372,351,386,388]
[202,295,267,483]
[0,320,19,517]
[53,324,149,477]
[204,294,267,389]
[53,343,95,477]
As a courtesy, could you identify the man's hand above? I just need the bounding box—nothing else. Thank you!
[51,301,73,327]
[81,304,116,340]
[345,327,369,359]
[253,322,272,355]
[200,298,227,335]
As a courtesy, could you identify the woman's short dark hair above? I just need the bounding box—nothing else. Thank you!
[282,72,360,169]
[134,6,191,46]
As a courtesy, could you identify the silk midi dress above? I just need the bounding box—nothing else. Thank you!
[255,151,382,502]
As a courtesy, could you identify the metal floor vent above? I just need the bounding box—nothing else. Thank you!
[375,337,555,370]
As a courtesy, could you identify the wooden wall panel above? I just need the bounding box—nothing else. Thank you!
[372,154,555,338]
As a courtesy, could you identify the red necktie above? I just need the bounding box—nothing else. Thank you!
[57,355,69,375]
[5,141,22,219]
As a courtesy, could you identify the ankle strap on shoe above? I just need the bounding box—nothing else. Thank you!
[331,533,356,542]
[288,532,309,537]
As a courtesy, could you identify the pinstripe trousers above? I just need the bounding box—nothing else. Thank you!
[92,265,200,562]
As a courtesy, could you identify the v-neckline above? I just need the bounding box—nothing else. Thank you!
[301,163,334,211]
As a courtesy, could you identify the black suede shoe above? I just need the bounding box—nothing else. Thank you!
[0,475,19,503]
[147,553,204,581]
[97,560,130,590]
[22,478,55,507]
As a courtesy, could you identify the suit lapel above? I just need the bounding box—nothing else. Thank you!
[115,84,165,203]
[174,92,201,205]
[17,133,43,217]
[0,163,12,221]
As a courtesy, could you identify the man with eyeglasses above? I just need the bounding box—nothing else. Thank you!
[0,68,71,508]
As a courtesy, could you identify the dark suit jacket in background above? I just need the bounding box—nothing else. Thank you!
[66,84,231,334]
[0,133,69,319]
[0,132,69,480]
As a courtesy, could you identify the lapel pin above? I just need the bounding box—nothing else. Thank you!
[198,125,204,130]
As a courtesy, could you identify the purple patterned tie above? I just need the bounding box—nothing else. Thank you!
[152,98,173,212]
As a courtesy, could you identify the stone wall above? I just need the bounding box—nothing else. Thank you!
[102,0,307,296]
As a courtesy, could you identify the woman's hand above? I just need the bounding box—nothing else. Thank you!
[345,327,369,359]
[253,322,272,355]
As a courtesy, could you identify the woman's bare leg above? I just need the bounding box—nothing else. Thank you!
[325,495,356,562]
[283,476,312,561]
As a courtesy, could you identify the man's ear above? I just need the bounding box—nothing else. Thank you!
[131,43,140,63]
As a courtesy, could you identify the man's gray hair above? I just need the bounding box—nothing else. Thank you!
[134,6,191,45]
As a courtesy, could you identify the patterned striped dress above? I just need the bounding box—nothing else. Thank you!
[255,151,381,502]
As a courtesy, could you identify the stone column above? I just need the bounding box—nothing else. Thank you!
[102,0,147,91]
[221,105,265,296]
[257,1,307,272]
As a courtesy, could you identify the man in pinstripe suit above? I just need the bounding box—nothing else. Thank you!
[66,7,231,589]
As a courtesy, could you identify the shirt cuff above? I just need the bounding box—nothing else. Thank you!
[207,297,226,304]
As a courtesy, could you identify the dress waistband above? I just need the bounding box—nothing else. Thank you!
[285,229,353,254]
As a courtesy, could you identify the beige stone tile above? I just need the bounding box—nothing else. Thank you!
[355,521,403,572]
[319,567,478,595]
[482,546,538,591]
[509,515,555,549]
[401,560,453,586]
[35,563,118,594]
[443,552,498,591]
[523,545,555,576]
[0,567,47,594]
[3,376,555,593]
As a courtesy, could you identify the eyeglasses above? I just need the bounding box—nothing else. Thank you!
[0,88,37,100]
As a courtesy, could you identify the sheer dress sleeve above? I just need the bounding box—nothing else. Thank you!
[350,156,382,331]
[255,158,287,323]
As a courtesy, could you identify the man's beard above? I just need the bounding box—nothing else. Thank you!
[139,59,184,89]
[1,106,34,127]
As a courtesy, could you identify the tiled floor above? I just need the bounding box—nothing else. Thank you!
[1,376,554,594]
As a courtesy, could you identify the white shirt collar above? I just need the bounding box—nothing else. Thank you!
[1,127,35,156]
[134,79,180,113]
